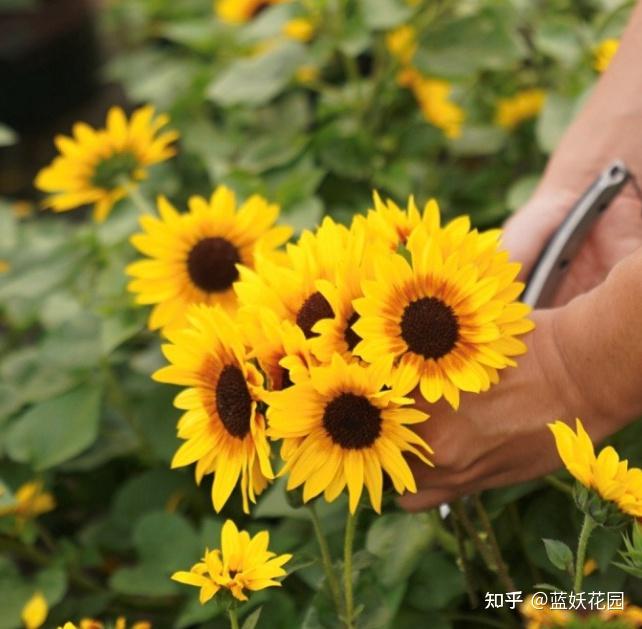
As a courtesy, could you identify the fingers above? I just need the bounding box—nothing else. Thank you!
[501,189,578,280]
[398,488,460,511]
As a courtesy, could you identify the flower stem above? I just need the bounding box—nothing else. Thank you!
[343,506,360,629]
[450,508,478,607]
[472,495,516,592]
[128,184,155,215]
[228,608,240,629]
[307,503,343,617]
[574,514,596,592]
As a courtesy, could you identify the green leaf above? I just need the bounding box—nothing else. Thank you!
[207,42,305,106]
[406,550,465,611]
[415,8,523,78]
[543,538,574,573]
[535,18,584,65]
[110,511,201,597]
[6,384,102,470]
[536,93,577,153]
[358,0,411,30]
[365,512,434,586]
[506,175,540,211]
[242,606,263,629]
[449,126,506,157]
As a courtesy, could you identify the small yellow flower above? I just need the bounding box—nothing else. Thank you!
[295,65,320,84]
[0,260,9,273]
[412,77,465,139]
[0,481,55,522]
[215,0,285,24]
[521,594,573,629]
[12,200,33,218]
[495,89,546,129]
[172,519,291,603]
[594,38,619,73]
[58,624,79,629]
[283,18,315,42]
[22,592,47,629]
[549,418,642,518]
[35,106,177,222]
[583,557,598,576]
[385,25,417,66]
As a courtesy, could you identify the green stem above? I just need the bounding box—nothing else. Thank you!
[574,514,596,592]
[307,503,343,617]
[450,508,478,607]
[228,608,240,629]
[127,182,155,215]
[343,506,360,629]
[545,475,574,496]
[472,495,516,592]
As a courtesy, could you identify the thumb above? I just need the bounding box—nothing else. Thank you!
[501,190,577,281]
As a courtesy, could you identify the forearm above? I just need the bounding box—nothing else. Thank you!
[552,247,642,436]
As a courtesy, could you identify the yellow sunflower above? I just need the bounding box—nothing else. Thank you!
[235,216,350,341]
[549,418,642,518]
[495,89,546,130]
[241,306,313,391]
[215,0,286,24]
[363,190,441,251]
[308,219,379,362]
[353,220,534,409]
[594,38,619,73]
[126,186,290,333]
[265,353,432,513]
[35,106,177,222]
[153,305,273,513]
[172,519,291,603]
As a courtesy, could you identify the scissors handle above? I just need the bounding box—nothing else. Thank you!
[521,160,630,308]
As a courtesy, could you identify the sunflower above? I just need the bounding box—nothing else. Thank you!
[22,592,47,629]
[265,353,432,513]
[0,480,55,522]
[35,106,177,222]
[594,38,619,73]
[353,220,534,409]
[153,305,273,513]
[308,219,378,362]
[495,89,546,130]
[172,519,291,603]
[235,216,350,341]
[549,418,642,519]
[241,306,313,391]
[215,0,285,24]
[126,186,290,333]
[363,190,441,251]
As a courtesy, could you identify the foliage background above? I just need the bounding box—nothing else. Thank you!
[0,0,640,627]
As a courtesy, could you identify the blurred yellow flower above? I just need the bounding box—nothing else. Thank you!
[549,418,642,518]
[412,77,464,139]
[60,620,150,629]
[21,592,47,629]
[495,89,546,129]
[58,624,79,629]
[0,260,9,273]
[215,0,285,24]
[172,519,291,603]
[35,106,177,222]
[521,595,573,628]
[594,38,619,73]
[0,481,55,522]
[295,64,320,84]
[12,200,33,218]
[283,18,315,42]
[385,24,417,66]
[583,557,598,576]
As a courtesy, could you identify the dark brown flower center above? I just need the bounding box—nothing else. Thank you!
[400,296,459,360]
[187,237,240,293]
[215,365,252,439]
[344,311,361,352]
[296,291,334,339]
[322,392,382,449]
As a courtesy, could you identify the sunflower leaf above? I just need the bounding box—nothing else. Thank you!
[543,538,574,573]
